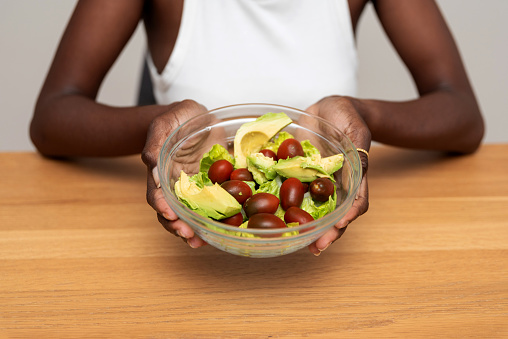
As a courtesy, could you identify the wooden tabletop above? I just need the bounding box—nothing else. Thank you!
[1,144,507,338]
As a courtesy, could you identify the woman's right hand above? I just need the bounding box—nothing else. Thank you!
[141,100,209,248]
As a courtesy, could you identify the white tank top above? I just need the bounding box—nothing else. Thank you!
[147,0,357,111]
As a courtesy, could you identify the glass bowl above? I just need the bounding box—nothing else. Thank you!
[158,103,362,258]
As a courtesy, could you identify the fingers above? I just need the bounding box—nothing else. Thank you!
[147,167,177,221]
[308,226,348,256]
[308,176,368,256]
[157,215,208,248]
[148,167,207,248]
[142,100,209,249]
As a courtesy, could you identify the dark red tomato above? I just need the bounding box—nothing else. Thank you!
[284,207,315,233]
[302,183,309,192]
[279,177,305,210]
[220,213,244,226]
[309,178,335,202]
[277,138,304,160]
[230,168,254,181]
[259,149,278,161]
[243,193,279,217]
[284,207,314,224]
[220,180,253,205]
[208,159,234,184]
[248,213,286,237]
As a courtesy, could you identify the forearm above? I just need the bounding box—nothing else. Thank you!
[352,88,484,154]
[30,94,170,157]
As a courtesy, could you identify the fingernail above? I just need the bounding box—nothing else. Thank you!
[152,167,161,188]
[313,251,321,257]
[187,238,199,248]
[177,229,191,239]
[318,242,331,253]
[338,221,349,229]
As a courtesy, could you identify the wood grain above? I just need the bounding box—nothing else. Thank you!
[1,145,507,338]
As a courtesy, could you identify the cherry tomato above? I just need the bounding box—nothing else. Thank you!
[243,192,279,217]
[277,138,304,160]
[220,213,244,226]
[259,149,278,161]
[284,207,315,233]
[248,213,286,237]
[284,206,314,224]
[221,180,253,204]
[230,168,254,181]
[208,159,234,184]
[279,177,305,210]
[309,178,335,202]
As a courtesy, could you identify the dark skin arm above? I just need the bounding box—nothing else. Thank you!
[351,0,484,154]
[30,0,171,157]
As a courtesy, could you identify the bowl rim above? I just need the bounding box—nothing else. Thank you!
[158,103,362,239]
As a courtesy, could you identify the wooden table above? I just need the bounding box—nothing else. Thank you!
[1,145,507,338]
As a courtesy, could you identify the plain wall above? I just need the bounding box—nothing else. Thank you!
[1,0,507,152]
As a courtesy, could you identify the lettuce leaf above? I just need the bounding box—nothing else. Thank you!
[199,144,234,173]
[300,190,337,220]
[189,172,213,188]
[301,140,320,157]
[256,176,282,198]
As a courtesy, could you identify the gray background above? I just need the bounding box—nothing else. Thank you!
[1,1,506,152]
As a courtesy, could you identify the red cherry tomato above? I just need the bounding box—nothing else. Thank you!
[208,159,234,184]
[221,180,253,205]
[248,213,286,237]
[309,178,335,202]
[279,177,305,210]
[243,193,280,217]
[284,206,314,224]
[259,149,278,161]
[230,168,254,181]
[277,139,304,160]
[284,207,315,233]
[220,212,244,226]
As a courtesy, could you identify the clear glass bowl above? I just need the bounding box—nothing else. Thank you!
[158,103,362,258]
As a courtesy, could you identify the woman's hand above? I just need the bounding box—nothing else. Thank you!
[141,100,209,248]
[305,96,371,256]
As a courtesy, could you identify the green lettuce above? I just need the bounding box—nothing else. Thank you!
[189,172,213,188]
[199,144,234,173]
[301,140,320,157]
[300,190,337,220]
[256,176,282,198]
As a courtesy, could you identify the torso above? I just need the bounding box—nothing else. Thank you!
[142,0,368,74]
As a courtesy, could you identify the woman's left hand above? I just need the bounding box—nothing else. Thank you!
[305,96,371,256]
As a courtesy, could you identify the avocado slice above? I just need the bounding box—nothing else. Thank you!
[234,112,292,168]
[320,154,344,174]
[174,171,241,220]
[246,152,277,185]
[273,154,344,182]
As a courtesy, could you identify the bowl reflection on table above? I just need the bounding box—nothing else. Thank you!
[158,103,362,258]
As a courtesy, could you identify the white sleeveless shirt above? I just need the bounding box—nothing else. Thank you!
[147,0,357,111]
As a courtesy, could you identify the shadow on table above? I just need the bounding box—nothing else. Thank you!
[367,146,470,179]
[163,233,354,289]
[39,154,146,182]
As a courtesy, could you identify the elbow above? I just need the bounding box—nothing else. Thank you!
[30,115,50,156]
[30,109,61,158]
[456,107,485,155]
